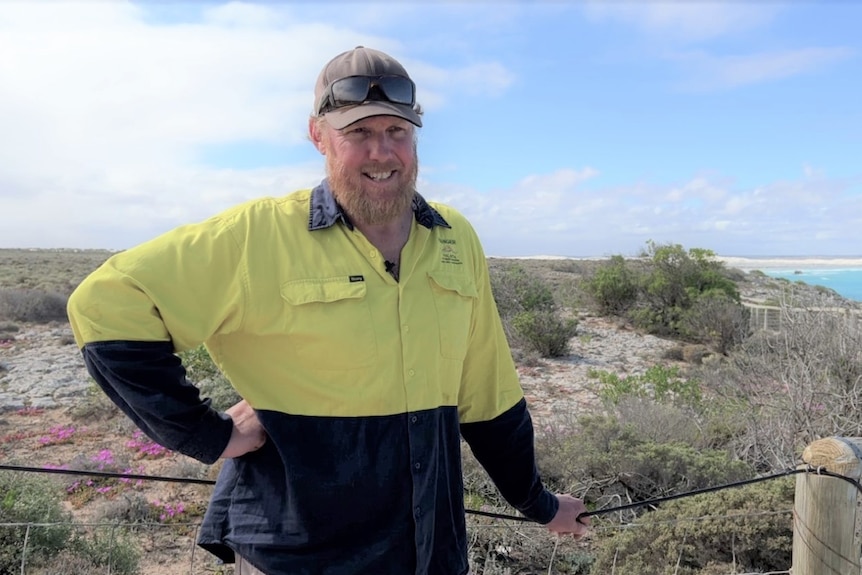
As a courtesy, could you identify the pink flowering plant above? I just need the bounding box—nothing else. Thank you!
[148,497,207,536]
[62,448,146,507]
[151,499,187,523]
[38,424,78,446]
[126,430,171,459]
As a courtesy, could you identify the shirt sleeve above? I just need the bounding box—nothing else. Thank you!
[67,214,247,352]
[81,340,234,464]
[454,220,557,523]
[67,212,248,463]
[460,398,559,523]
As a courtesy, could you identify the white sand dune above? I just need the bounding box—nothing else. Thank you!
[716,256,862,271]
[489,254,862,271]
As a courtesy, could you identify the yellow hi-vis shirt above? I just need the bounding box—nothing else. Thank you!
[68,187,523,424]
[67,184,555,574]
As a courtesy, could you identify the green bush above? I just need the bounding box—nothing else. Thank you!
[581,255,639,315]
[589,365,702,407]
[0,471,72,573]
[0,288,68,323]
[98,496,154,527]
[36,528,140,575]
[569,414,753,506]
[590,478,793,575]
[632,242,741,338]
[511,310,578,358]
[681,291,750,354]
[489,264,576,358]
[489,264,555,318]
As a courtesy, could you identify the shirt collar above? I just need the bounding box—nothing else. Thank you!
[308,179,451,231]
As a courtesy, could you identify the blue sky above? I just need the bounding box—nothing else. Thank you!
[0,1,859,257]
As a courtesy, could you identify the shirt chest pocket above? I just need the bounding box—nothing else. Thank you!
[280,278,378,370]
[428,272,478,361]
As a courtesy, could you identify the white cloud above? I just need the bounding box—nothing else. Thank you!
[672,47,854,90]
[0,163,324,249]
[584,2,775,43]
[0,2,516,248]
[424,168,862,258]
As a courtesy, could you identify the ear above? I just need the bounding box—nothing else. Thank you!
[308,117,327,155]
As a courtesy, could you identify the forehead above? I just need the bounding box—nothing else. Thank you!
[339,115,414,131]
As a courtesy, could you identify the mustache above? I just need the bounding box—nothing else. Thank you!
[360,163,402,172]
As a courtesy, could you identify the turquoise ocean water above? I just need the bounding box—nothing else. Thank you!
[760,268,862,303]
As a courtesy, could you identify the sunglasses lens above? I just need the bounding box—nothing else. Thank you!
[330,77,373,106]
[376,76,414,105]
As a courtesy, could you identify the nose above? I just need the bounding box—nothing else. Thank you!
[367,132,396,161]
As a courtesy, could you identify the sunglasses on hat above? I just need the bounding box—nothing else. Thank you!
[317,75,416,116]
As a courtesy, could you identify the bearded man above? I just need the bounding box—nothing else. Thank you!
[67,46,588,575]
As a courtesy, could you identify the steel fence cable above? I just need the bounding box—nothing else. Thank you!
[1,463,860,522]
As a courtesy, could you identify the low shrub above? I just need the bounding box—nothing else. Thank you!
[589,365,701,407]
[490,265,577,358]
[511,310,578,358]
[490,263,556,319]
[563,413,753,509]
[0,471,71,573]
[581,255,640,315]
[43,528,140,575]
[681,291,750,354]
[97,493,157,524]
[0,288,68,323]
[590,477,794,575]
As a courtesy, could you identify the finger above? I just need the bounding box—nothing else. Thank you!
[575,512,591,526]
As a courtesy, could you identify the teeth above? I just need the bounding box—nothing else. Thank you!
[366,171,394,181]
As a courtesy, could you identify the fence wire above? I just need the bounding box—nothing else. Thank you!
[0,508,801,575]
[2,463,858,574]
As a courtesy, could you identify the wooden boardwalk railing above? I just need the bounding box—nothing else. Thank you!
[744,302,862,332]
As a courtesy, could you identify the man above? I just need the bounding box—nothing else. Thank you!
[67,46,588,575]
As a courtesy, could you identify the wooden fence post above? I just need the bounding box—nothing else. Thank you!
[793,437,862,574]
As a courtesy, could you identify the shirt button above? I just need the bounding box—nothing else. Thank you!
[414,506,421,517]
[408,369,415,377]
[414,462,421,470]
[410,415,418,424]
[403,325,409,333]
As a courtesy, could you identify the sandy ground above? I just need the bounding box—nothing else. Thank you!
[716,256,862,270]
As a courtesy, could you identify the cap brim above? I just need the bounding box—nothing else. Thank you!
[322,100,422,130]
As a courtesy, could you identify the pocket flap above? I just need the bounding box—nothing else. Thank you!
[281,278,367,305]
[427,272,478,298]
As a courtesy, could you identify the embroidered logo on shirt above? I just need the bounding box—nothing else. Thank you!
[439,239,462,265]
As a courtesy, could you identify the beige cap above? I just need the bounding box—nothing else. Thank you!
[314,46,422,129]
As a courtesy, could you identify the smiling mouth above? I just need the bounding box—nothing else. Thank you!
[364,170,396,181]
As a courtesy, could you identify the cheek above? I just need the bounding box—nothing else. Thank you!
[394,143,417,168]
[334,142,368,167]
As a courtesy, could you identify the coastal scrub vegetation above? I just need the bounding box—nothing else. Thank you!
[1,245,861,573]
[581,241,748,354]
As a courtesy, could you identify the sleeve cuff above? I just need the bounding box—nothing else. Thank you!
[520,489,559,524]
[175,409,235,464]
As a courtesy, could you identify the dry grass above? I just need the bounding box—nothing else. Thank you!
[0,249,113,295]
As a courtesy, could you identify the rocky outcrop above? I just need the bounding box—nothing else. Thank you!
[0,324,90,412]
